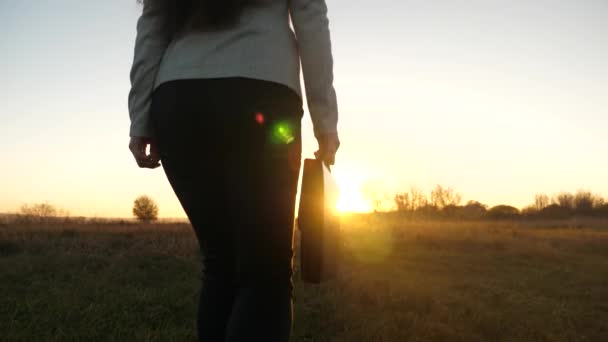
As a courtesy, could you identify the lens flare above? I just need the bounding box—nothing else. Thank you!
[255,112,265,124]
[349,228,394,264]
[271,121,295,144]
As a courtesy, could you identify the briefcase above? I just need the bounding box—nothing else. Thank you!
[297,158,341,284]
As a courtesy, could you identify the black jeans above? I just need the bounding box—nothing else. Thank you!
[150,78,303,341]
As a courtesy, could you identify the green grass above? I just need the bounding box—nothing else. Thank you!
[1,215,607,341]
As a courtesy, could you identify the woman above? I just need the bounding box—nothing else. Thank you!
[127,0,339,340]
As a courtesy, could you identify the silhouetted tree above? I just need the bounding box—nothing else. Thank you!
[394,193,410,212]
[430,185,461,210]
[17,202,70,223]
[20,203,57,218]
[539,204,570,219]
[573,190,595,215]
[394,187,429,212]
[553,192,575,210]
[417,204,439,217]
[534,194,550,211]
[461,201,488,219]
[410,187,428,211]
[390,186,608,220]
[486,205,520,220]
[133,195,159,222]
[442,204,461,218]
[595,203,608,217]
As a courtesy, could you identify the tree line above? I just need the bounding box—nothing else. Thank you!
[392,185,608,220]
[8,188,608,223]
[8,195,159,224]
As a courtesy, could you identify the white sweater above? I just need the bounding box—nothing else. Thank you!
[128,0,339,139]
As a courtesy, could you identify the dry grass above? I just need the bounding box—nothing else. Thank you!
[1,214,607,341]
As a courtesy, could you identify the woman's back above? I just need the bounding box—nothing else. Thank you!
[156,0,302,96]
[129,0,337,140]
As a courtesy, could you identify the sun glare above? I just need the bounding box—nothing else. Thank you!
[334,169,372,213]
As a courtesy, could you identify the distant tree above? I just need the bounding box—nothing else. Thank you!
[540,204,571,219]
[394,187,428,212]
[461,201,488,219]
[430,185,462,210]
[18,202,70,223]
[593,197,606,217]
[573,190,595,215]
[486,205,520,220]
[553,192,575,210]
[410,187,428,211]
[442,204,461,218]
[394,193,410,212]
[521,205,538,216]
[20,202,57,218]
[132,195,159,222]
[465,200,488,210]
[594,196,606,209]
[417,204,439,217]
[595,203,608,217]
[443,204,486,219]
[372,198,382,213]
[534,194,550,211]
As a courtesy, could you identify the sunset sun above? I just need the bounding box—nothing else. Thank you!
[334,169,372,213]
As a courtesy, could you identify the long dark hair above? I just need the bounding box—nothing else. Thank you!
[138,0,259,34]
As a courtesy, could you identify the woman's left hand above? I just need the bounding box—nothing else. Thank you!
[129,137,161,169]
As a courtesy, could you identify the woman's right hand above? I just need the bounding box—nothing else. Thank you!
[315,133,340,166]
[129,136,161,169]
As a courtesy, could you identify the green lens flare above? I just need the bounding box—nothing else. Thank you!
[271,121,295,144]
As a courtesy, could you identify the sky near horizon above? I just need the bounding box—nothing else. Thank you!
[1,0,607,217]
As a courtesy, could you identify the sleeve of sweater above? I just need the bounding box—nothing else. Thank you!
[128,1,173,138]
[289,0,339,139]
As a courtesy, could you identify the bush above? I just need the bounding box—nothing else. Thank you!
[486,205,520,220]
[132,195,159,222]
[460,201,488,219]
[17,202,68,223]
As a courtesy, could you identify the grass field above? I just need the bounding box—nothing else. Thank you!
[1,214,607,341]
